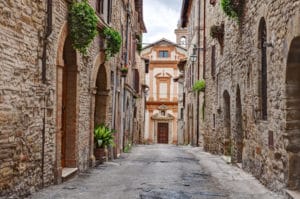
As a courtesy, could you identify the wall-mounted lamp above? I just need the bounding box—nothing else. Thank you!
[263,42,273,48]
[190,54,197,63]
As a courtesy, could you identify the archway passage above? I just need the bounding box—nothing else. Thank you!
[223,90,231,157]
[94,64,108,127]
[235,86,243,163]
[61,36,78,168]
[286,36,300,190]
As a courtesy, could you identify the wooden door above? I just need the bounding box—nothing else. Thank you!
[157,123,168,144]
[61,67,67,168]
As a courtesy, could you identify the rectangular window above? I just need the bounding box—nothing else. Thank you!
[211,45,216,78]
[96,0,104,14]
[159,83,168,99]
[180,108,184,119]
[145,59,149,73]
[107,0,112,23]
[159,51,169,58]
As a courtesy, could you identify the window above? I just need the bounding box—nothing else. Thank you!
[159,83,168,99]
[159,50,169,58]
[96,0,104,14]
[211,45,216,78]
[107,0,112,23]
[258,18,267,120]
[180,37,186,47]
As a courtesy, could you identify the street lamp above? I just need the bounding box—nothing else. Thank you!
[190,54,197,63]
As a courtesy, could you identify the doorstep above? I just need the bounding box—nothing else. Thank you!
[221,155,231,164]
[62,167,78,181]
[285,189,300,199]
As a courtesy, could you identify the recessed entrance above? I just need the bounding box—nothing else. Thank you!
[235,85,243,163]
[286,36,300,190]
[94,64,108,127]
[60,35,78,168]
[157,123,169,144]
[223,90,231,157]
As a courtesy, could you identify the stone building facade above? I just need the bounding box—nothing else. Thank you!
[0,0,146,197]
[142,39,186,144]
[180,0,300,193]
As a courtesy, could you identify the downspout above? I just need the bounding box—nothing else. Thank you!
[41,0,52,187]
[196,0,201,146]
[121,2,130,151]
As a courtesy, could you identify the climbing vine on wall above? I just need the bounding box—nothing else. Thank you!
[102,27,122,60]
[221,0,244,21]
[69,0,99,54]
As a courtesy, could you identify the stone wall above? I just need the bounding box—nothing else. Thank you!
[0,0,127,197]
[204,0,300,191]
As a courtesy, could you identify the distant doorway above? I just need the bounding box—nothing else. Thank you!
[235,86,243,163]
[286,36,300,190]
[157,123,169,144]
[223,90,231,157]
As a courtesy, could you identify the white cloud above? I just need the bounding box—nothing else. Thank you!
[143,0,182,45]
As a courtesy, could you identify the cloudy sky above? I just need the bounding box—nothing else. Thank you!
[143,0,182,45]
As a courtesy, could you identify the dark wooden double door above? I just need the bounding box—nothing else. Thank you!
[157,123,169,144]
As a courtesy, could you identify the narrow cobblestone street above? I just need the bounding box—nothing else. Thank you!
[28,145,284,199]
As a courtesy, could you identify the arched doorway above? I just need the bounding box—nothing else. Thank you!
[235,85,243,163]
[58,35,78,168]
[223,90,231,157]
[286,36,300,190]
[94,64,108,127]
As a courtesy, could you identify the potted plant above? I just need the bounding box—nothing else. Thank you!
[94,124,115,163]
[120,67,128,77]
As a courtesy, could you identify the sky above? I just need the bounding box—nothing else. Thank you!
[143,0,182,45]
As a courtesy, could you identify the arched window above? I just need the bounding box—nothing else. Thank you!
[258,18,267,120]
[180,36,186,47]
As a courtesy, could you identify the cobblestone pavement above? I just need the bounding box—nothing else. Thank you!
[28,145,286,199]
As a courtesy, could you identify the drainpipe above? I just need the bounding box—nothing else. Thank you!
[41,0,52,187]
[120,3,130,151]
[196,0,201,147]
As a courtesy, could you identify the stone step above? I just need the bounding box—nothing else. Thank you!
[62,167,78,182]
[286,120,300,130]
[285,189,300,199]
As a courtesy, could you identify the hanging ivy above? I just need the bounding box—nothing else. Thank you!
[69,0,99,54]
[192,79,206,92]
[136,35,143,54]
[102,27,122,60]
[221,0,244,21]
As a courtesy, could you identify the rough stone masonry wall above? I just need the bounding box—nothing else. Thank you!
[204,0,300,191]
[0,0,120,197]
[0,0,52,196]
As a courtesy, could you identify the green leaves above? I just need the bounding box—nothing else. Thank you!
[94,124,115,148]
[103,27,122,60]
[220,0,244,21]
[69,0,99,54]
[192,79,206,92]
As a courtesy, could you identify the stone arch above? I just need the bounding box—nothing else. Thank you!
[286,36,300,190]
[234,85,243,163]
[56,23,79,171]
[223,90,231,157]
[94,64,109,126]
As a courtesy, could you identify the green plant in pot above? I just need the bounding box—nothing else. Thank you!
[120,66,128,77]
[192,79,206,92]
[94,124,115,162]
